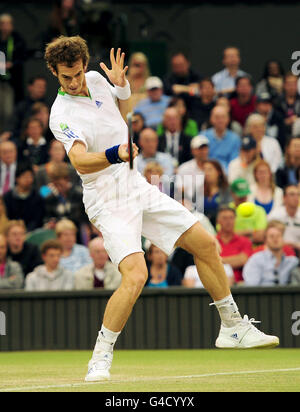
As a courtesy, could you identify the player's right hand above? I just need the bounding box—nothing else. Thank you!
[118,143,139,163]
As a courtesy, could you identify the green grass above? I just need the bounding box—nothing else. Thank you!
[0,349,299,392]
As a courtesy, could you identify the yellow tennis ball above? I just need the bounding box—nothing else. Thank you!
[236,202,255,218]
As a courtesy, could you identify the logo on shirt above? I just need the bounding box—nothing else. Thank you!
[95,100,103,109]
[60,123,80,140]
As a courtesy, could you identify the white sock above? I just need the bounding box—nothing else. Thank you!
[92,325,121,359]
[212,294,242,328]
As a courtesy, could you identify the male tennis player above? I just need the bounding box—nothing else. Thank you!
[45,36,279,382]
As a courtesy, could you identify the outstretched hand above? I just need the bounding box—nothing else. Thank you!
[100,48,128,87]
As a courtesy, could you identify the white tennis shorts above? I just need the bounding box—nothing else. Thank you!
[85,168,198,266]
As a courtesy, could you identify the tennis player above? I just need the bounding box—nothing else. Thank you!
[45,36,279,382]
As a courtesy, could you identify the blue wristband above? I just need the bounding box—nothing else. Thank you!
[105,145,124,164]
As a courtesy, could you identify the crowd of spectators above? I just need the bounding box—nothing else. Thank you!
[1,9,300,292]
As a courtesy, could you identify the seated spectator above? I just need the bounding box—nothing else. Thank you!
[0,196,8,233]
[25,239,74,291]
[216,206,252,284]
[214,96,243,136]
[157,107,192,166]
[230,178,267,245]
[243,221,299,285]
[1,75,48,141]
[35,139,80,196]
[18,118,49,169]
[245,113,283,173]
[228,135,257,186]
[255,92,286,151]
[276,72,300,137]
[44,163,86,228]
[143,162,165,193]
[5,220,43,277]
[30,102,55,143]
[145,244,182,288]
[255,60,285,102]
[55,219,92,273]
[0,141,18,195]
[203,105,241,172]
[134,77,170,129]
[212,46,247,96]
[45,0,81,41]
[230,75,256,128]
[74,237,122,290]
[160,96,198,138]
[163,52,201,98]
[203,160,232,226]
[127,52,150,111]
[132,112,146,148]
[268,184,300,255]
[0,234,23,289]
[137,128,175,180]
[4,163,45,231]
[189,77,216,130]
[276,137,300,189]
[175,135,208,209]
[248,160,283,215]
[183,264,234,288]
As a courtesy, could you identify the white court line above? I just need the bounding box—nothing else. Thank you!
[1,367,300,392]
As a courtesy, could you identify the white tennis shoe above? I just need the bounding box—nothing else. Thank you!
[85,351,113,382]
[216,315,279,349]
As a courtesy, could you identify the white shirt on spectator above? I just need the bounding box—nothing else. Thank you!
[268,206,300,246]
[184,264,234,287]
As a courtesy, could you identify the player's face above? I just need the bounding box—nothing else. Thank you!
[56,60,87,96]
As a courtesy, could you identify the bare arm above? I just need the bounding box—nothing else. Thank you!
[222,253,248,269]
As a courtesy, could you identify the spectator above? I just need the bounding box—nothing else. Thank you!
[137,128,175,180]
[74,237,122,290]
[183,263,234,288]
[44,163,86,228]
[230,178,267,245]
[55,219,92,273]
[161,96,198,138]
[203,159,232,226]
[230,75,256,128]
[127,52,150,111]
[35,139,80,196]
[0,13,26,131]
[25,239,74,291]
[30,102,55,143]
[46,0,81,41]
[157,107,192,166]
[0,233,23,289]
[228,135,257,186]
[175,135,208,209]
[1,75,47,142]
[163,52,201,98]
[0,196,8,233]
[5,220,43,277]
[243,222,299,286]
[0,141,17,195]
[248,160,283,215]
[255,60,285,102]
[131,112,146,148]
[216,206,252,284]
[215,96,243,136]
[134,76,170,129]
[276,137,300,188]
[276,72,300,137]
[145,244,182,287]
[212,46,247,96]
[245,113,283,173]
[4,163,45,231]
[255,92,286,151]
[143,162,165,193]
[18,118,49,169]
[189,77,216,130]
[268,184,300,255]
[203,105,241,172]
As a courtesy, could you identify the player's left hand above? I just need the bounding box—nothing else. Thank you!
[100,48,128,87]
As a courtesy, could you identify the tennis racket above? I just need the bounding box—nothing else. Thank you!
[127,112,134,169]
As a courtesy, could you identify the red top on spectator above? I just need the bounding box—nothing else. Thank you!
[230,95,256,127]
[251,245,296,257]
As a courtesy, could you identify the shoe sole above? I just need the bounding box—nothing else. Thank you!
[216,340,280,349]
[85,375,110,382]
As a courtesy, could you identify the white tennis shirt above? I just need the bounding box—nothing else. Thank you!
[49,71,131,219]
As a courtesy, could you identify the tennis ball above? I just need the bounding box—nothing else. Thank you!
[236,202,255,218]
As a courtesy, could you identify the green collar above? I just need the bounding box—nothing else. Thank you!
[58,87,92,100]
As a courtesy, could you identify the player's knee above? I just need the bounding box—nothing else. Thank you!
[193,233,219,261]
[122,271,148,300]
